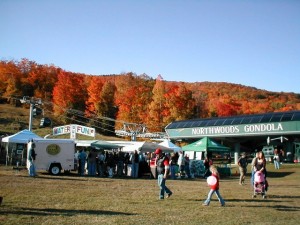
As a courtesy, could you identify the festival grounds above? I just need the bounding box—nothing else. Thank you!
[0,163,299,225]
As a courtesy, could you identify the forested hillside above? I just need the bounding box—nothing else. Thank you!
[1,58,300,134]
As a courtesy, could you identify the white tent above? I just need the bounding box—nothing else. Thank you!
[112,141,144,153]
[158,140,181,152]
[1,129,42,143]
[1,130,42,166]
[110,141,173,153]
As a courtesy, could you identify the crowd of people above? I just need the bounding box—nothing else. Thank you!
[74,148,193,179]
[74,148,154,178]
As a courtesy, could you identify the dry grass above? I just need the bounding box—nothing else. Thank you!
[0,163,299,225]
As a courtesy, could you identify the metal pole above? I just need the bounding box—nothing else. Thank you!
[29,103,33,131]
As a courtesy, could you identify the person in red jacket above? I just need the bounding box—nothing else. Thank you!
[203,165,225,206]
[155,148,173,200]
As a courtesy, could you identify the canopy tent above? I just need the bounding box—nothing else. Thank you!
[75,140,97,147]
[138,141,173,153]
[158,140,181,152]
[114,141,173,153]
[1,129,42,144]
[182,137,230,153]
[112,141,144,153]
[1,130,42,166]
[75,140,123,150]
[90,140,122,150]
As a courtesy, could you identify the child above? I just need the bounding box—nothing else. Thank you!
[203,165,225,206]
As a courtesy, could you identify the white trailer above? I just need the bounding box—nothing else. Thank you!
[27,139,75,175]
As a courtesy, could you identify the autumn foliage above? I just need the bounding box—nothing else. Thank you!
[1,59,300,134]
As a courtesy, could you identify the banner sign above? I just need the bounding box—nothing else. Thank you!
[166,121,300,139]
[53,124,95,138]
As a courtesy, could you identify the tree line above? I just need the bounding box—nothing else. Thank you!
[1,58,300,135]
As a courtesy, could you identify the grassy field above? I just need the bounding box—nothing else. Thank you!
[0,163,299,225]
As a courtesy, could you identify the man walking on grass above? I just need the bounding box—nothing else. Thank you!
[155,148,173,200]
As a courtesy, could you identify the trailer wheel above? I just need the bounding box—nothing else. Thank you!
[49,164,61,175]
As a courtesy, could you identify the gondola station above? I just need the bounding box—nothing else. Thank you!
[165,110,300,164]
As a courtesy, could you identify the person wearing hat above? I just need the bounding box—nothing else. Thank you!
[238,152,248,185]
[155,148,173,200]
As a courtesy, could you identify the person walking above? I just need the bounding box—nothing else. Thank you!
[273,148,280,169]
[203,165,225,207]
[155,148,172,200]
[253,151,268,192]
[238,152,248,185]
[250,152,259,186]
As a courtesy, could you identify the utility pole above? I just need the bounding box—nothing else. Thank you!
[20,96,42,131]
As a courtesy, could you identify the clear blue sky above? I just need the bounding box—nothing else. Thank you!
[1,0,299,93]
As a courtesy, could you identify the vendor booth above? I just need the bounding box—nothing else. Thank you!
[1,130,42,166]
[182,137,231,177]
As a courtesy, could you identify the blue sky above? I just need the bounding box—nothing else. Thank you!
[1,0,299,93]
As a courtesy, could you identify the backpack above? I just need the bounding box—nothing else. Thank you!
[239,157,247,168]
[31,148,36,160]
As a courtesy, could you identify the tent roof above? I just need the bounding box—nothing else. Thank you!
[139,142,173,153]
[182,137,230,152]
[90,140,122,149]
[108,141,143,152]
[158,140,181,152]
[75,140,96,147]
[1,129,42,144]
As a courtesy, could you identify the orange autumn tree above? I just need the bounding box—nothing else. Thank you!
[18,58,39,97]
[114,73,138,127]
[85,76,104,115]
[0,60,22,98]
[86,79,117,135]
[163,82,195,124]
[115,73,153,129]
[98,81,117,135]
[27,64,59,100]
[52,71,87,123]
[147,75,166,132]
[216,101,239,117]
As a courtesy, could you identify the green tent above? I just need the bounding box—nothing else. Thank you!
[182,137,230,152]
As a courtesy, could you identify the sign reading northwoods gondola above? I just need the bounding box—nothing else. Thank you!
[166,121,300,138]
[53,124,95,139]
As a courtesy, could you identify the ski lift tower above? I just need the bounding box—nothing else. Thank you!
[20,96,42,131]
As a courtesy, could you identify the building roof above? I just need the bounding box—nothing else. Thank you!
[165,111,300,130]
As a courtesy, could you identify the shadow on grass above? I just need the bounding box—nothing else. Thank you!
[0,207,136,216]
[241,204,300,212]
[265,171,294,178]
[267,194,300,199]
[272,205,300,212]
[224,198,286,203]
[21,175,115,182]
